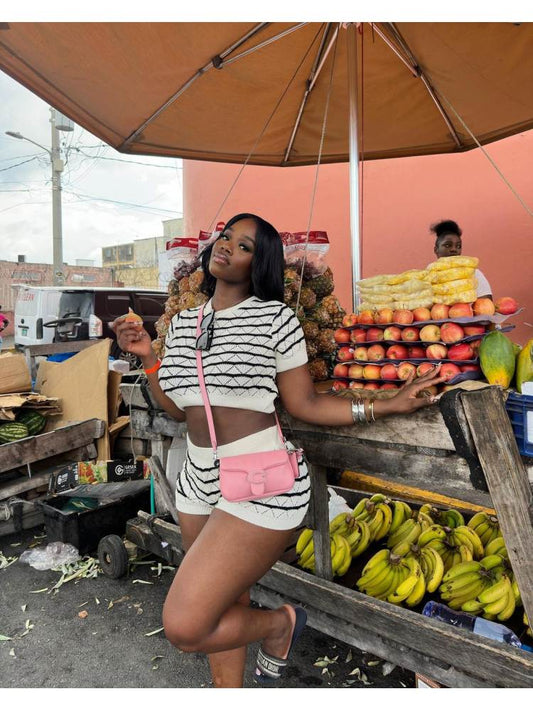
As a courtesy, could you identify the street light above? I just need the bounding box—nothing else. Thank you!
[6,108,73,286]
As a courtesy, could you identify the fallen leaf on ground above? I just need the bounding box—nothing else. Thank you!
[0,634,13,641]
[29,588,48,594]
[144,626,164,637]
[132,579,154,585]
[345,650,352,663]
[20,605,27,612]
[9,648,15,657]
[78,610,88,619]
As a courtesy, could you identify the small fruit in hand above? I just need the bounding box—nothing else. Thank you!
[124,308,143,330]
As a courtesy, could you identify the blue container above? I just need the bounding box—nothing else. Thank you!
[505,391,533,457]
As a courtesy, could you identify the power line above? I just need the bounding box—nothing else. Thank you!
[63,188,182,215]
[0,156,42,172]
[73,147,183,169]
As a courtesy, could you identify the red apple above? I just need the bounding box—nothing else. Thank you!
[401,326,421,342]
[460,364,482,374]
[380,383,399,390]
[337,346,355,362]
[386,344,409,360]
[380,363,398,380]
[495,296,518,315]
[440,363,461,380]
[447,343,475,361]
[430,303,449,320]
[473,297,495,316]
[393,309,414,325]
[363,383,380,390]
[367,344,386,361]
[383,326,403,341]
[348,363,365,378]
[332,380,348,391]
[333,363,349,378]
[334,328,351,344]
[408,346,427,359]
[397,362,417,380]
[366,327,385,342]
[349,381,365,389]
[440,322,465,344]
[375,307,394,324]
[342,312,359,327]
[358,310,375,324]
[417,362,435,377]
[426,343,448,359]
[419,324,442,342]
[354,346,369,361]
[350,328,367,344]
[363,364,382,380]
[448,302,474,318]
[463,325,486,336]
[412,307,432,322]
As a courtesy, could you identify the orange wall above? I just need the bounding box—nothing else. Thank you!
[184,130,533,345]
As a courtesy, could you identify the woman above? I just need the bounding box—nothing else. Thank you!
[430,219,492,298]
[113,213,444,688]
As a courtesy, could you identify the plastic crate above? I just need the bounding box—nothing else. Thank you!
[505,392,533,457]
[40,482,150,555]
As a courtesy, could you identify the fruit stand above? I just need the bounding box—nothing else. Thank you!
[119,379,533,687]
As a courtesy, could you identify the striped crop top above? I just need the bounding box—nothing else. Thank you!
[159,296,308,413]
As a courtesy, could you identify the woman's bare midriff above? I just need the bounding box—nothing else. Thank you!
[185,406,277,447]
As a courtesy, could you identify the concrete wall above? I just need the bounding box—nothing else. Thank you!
[183,130,533,346]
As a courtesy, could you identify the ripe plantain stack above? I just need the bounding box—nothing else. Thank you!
[284,265,346,381]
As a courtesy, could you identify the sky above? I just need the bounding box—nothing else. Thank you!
[1,71,183,267]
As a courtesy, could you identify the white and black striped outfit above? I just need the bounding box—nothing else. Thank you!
[160,296,311,530]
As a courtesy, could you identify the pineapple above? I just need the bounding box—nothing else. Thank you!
[317,328,336,355]
[307,267,334,298]
[177,276,190,294]
[193,292,208,307]
[309,304,331,328]
[321,294,346,328]
[306,341,319,360]
[297,287,317,310]
[301,319,320,342]
[168,279,180,296]
[188,270,204,293]
[178,291,197,310]
[284,267,302,291]
[308,358,329,381]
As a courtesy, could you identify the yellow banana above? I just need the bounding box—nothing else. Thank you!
[296,528,313,555]
[468,511,490,529]
[484,536,508,559]
[368,508,385,541]
[478,575,512,605]
[453,526,484,558]
[441,578,486,603]
[388,560,421,604]
[496,589,516,622]
[442,560,482,582]
[389,500,408,534]
[360,548,390,576]
[369,493,390,503]
[335,535,353,577]
[350,523,372,558]
[362,565,396,597]
[373,502,393,540]
[352,498,371,520]
[480,554,505,571]
[391,540,413,557]
[458,543,473,563]
[421,547,445,593]
[356,558,391,590]
[511,577,522,606]
[440,570,484,593]
[344,527,361,551]
[331,534,347,575]
[418,525,447,548]
[440,508,465,529]
[461,599,485,614]
[405,573,426,607]
[416,511,435,530]
[298,539,315,567]
[482,583,513,617]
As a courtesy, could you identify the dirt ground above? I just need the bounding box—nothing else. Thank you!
[0,525,416,690]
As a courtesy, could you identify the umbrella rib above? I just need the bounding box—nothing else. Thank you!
[119,22,273,150]
[373,23,463,149]
[283,23,339,164]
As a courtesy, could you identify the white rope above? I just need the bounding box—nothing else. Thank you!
[437,91,533,218]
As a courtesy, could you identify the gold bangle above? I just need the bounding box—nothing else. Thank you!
[369,400,376,422]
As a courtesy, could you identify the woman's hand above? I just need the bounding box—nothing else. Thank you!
[110,316,155,360]
[378,364,447,417]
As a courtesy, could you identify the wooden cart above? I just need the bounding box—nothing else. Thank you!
[120,383,533,687]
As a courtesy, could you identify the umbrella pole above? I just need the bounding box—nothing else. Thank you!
[347,23,361,311]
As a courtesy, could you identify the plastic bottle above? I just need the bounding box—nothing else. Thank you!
[422,601,522,648]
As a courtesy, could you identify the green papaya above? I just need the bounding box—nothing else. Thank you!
[479,330,516,388]
[516,339,533,394]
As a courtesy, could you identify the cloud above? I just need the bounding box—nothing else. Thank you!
[0,71,183,266]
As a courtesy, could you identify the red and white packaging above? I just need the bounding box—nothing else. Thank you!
[198,221,225,255]
[284,231,330,279]
[158,237,199,287]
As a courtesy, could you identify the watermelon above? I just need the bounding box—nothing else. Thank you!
[16,410,47,436]
[0,422,29,444]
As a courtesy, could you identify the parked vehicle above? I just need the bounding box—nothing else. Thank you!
[13,285,62,348]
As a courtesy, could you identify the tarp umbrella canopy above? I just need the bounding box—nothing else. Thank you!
[1,21,532,300]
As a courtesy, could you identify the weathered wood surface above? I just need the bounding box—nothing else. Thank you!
[0,419,105,474]
[147,455,180,526]
[460,387,533,627]
[129,513,533,688]
[305,463,332,581]
[0,500,43,537]
[24,340,97,379]
[0,472,50,499]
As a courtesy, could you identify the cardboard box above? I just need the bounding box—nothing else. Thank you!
[0,352,32,394]
[48,459,149,494]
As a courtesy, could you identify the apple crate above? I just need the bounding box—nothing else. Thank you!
[505,391,533,457]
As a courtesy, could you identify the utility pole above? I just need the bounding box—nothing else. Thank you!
[50,108,65,286]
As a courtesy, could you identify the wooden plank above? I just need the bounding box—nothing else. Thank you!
[460,387,533,627]
[24,340,97,358]
[0,419,105,474]
[0,472,50,499]
[256,562,533,688]
[338,472,497,514]
[147,456,180,525]
[307,463,332,581]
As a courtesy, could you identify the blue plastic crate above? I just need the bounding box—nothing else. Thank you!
[505,392,533,457]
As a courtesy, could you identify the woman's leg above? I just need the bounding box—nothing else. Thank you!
[177,511,250,687]
[163,508,297,662]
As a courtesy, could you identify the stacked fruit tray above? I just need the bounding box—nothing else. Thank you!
[331,302,515,393]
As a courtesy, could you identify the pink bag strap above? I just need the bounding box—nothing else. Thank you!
[195,304,287,460]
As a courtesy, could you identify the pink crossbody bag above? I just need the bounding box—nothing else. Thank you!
[195,305,303,502]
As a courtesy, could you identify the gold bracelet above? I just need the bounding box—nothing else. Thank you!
[369,400,376,422]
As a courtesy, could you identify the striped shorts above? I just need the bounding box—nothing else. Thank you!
[175,425,311,530]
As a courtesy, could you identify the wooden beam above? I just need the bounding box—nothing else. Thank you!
[307,463,332,581]
[460,387,533,627]
[0,419,105,474]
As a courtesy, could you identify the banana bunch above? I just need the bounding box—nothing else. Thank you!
[329,511,372,558]
[467,512,501,547]
[296,528,352,577]
[387,556,426,607]
[356,549,427,607]
[465,571,517,622]
[389,499,413,535]
[438,554,506,612]
[435,508,465,529]
[352,495,393,541]
[484,536,508,560]
[387,516,422,551]
[419,524,483,571]
[404,544,445,593]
